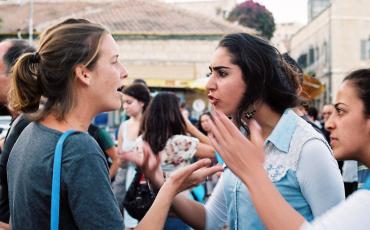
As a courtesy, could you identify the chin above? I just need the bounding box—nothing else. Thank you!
[333,149,356,161]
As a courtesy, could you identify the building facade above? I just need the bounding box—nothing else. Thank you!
[289,0,370,107]
[271,22,303,53]
[0,0,254,127]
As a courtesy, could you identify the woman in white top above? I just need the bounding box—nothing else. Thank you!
[123,92,214,230]
[207,68,370,230]
[112,83,150,230]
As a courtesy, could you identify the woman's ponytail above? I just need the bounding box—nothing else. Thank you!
[9,52,42,113]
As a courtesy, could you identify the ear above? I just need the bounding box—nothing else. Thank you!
[74,64,92,86]
[139,101,144,108]
[366,116,370,135]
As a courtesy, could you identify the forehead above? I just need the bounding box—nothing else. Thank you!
[99,34,119,56]
[336,81,361,105]
[122,94,135,101]
[210,47,233,65]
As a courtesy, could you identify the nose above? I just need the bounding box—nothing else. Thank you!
[325,113,336,131]
[122,102,129,111]
[120,63,128,79]
[206,74,216,92]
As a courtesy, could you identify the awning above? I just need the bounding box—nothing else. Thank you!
[300,74,325,100]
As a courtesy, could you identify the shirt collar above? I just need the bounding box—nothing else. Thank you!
[265,109,298,153]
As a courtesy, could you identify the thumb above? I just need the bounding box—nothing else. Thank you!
[249,119,264,147]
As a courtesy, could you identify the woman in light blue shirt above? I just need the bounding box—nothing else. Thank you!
[132,33,345,230]
[207,68,370,230]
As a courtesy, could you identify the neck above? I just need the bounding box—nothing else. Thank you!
[131,112,142,122]
[359,145,370,168]
[253,104,282,140]
[41,106,93,132]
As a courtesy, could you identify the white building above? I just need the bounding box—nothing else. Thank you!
[289,0,370,107]
[164,0,237,19]
[271,22,303,53]
[308,0,330,21]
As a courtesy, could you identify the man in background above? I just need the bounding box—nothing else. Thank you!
[0,39,35,227]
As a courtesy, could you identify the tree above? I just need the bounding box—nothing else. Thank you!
[228,0,276,40]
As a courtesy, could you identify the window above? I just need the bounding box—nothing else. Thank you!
[309,47,315,65]
[298,53,308,68]
[322,41,328,64]
[360,38,370,60]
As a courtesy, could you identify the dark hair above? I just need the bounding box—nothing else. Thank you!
[307,106,319,120]
[9,18,109,120]
[218,33,299,128]
[133,78,147,86]
[282,52,303,84]
[3,39,36,73]
[197,111,211,135]
[122,83,151,111]
[141,92,186,154]
[343,68,370,116]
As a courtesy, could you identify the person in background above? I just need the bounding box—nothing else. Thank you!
[208,68,370,229]
[342,160,358,197]
[0,39,35,117]
[132,78,148,87]
[307,106,322,128]
[112,83,151,230]
[0,39,35,228]
[87,123,119,179]
[197,112,212,135]
[180,101,190,121]
[320,104,335,142]
[123,92,214,230]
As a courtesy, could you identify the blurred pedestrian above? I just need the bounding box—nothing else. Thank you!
[0,39,35,227]
[112,83,151,230]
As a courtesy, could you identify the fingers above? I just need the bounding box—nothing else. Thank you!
[185,158,212,174]
[215,110,242,137]
[249,119,264,147]
[198,164,224,178]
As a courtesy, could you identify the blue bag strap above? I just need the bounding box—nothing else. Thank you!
[51,130,78,230]
[364,175,370,190]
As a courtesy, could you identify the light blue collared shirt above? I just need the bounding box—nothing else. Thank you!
[205,109,344,230]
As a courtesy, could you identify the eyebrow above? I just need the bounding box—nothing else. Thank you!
[209,66,231,71]
[334,102,347,108]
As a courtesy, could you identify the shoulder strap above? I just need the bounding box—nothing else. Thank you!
[364,175,370,190]
[51,130,78,230]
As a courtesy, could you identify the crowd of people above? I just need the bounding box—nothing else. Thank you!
[0,18,368,230]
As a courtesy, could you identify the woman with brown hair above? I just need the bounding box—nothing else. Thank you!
[6,19,128,229]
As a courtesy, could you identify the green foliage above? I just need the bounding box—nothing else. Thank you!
[228,0,276,40]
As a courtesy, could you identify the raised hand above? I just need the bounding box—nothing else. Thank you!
[119,141,164,190]
[207,110,265,182]
[164,158,223,195]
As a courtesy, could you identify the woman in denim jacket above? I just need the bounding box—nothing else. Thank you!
[133,33,345,230]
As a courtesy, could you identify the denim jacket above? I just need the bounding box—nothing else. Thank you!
[223,109,331,230]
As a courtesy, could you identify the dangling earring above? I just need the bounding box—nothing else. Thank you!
[242,106,256,120]
[240,105,256,137]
